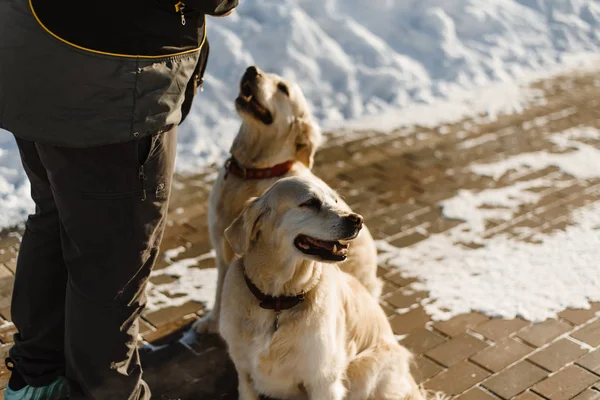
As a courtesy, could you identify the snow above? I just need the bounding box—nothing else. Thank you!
[379,202,600,322]
[146,251,218,312]
[2,0,600,228]
[381,126,600,321]
[163,246,187,260]
[470,127,600,180]
[439,178,567,240]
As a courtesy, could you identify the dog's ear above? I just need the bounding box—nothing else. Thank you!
[293,117,322,169]
[225,197,267,257]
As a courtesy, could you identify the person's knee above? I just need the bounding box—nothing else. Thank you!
[67,246,158,306]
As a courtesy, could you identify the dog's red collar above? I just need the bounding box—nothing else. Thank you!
[224,156,295,180]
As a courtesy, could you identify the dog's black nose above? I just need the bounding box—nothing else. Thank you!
[245,66,259,79]
[345,213,363,228]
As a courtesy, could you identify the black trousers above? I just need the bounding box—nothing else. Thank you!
[9,127,177,399]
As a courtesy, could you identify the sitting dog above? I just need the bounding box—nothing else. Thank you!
[194,66,382,334]
[219,176,426,400]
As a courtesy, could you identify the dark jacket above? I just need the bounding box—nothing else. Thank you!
[31,0,238,55]
[0,0,237,147]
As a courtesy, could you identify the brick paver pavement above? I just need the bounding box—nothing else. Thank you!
[0,70,599,399]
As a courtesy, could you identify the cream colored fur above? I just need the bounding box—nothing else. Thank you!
[193,67,381,334]
[219,177,427,400]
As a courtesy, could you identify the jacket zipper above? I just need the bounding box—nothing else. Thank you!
[175,1,186,25]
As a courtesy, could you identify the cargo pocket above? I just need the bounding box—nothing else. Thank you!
[81,130,168,201]
[136,133,160,202]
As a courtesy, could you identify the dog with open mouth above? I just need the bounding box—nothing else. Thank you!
[219,176,429,400]
[193,66,382,335]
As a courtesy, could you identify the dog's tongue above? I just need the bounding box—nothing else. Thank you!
[250,98,267,114]
[306,237,334,250]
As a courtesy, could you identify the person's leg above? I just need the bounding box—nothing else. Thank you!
[36,126,177,400]
[8,137,68,388]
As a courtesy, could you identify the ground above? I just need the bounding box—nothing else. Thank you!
[0,70,599,399]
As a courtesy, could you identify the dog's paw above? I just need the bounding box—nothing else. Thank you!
[193,312,219,334]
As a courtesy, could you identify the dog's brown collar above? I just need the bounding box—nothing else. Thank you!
[243,271,306,313]
[224,156,295,180]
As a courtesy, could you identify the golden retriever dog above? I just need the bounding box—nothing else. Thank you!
[193,66,382,334]
[219,176,427,400]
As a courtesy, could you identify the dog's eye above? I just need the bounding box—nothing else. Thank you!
[300,197,322,210]
[277,82,290,97]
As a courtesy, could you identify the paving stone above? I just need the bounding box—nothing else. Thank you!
[149,274,179,285]
[399,328,447,355]
[142,341,237,400]
[144,301,204,328]
[377,265,391,277]
[456,387,500,400]
[152,255,172,271]
[473,318,530,342]
[142,314,198,345]
[517,319,573,347]
[385,289,427,309]
[426,333,488,367]
[171,242,212,261]
[187,332,227,355]
[412,355,444,384]
[428,218,463,234]
[0,248,17,265]
[139,319,155,337]
[0,345,11,362]
[0,324,17,345]
[385,272,418,287]
[532,365,599,400]
[558,304,600,325]
[433,313,490,337]
[513,391,547,400]
[389,307,431,336]
[571,319,600,347]
[425,361,490,395]
[0,366,9,389]
[381,282,399,297]
[571,389,600,400]
[1,260,15,275]
[483,361,549,399]
[379,301,397,318]
[0,266,11,281]
[576,348,600,375]
[388,231,428,248]
[0,233,20,250]
[528,338,588,372]
[471,338,535,372]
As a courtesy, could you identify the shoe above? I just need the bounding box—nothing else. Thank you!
[5,358,69,400]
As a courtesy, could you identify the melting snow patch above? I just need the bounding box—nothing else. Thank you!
[439,179,567,240]
[163,246,187,260]
[146,251,217,312]
[379,201,600,322]
[471,127,600,180]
